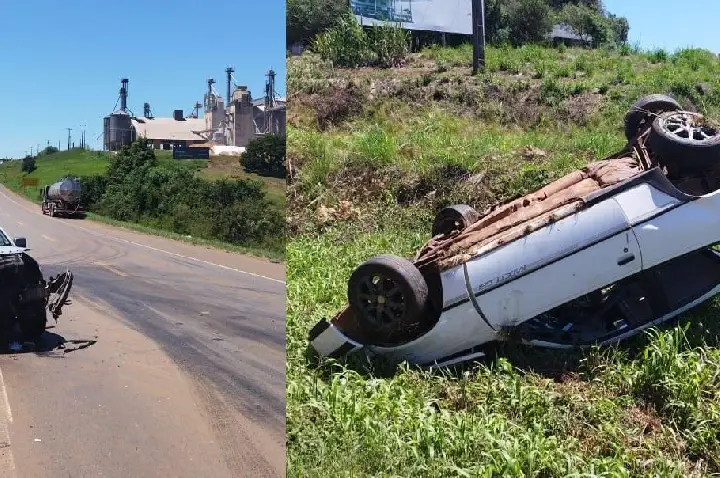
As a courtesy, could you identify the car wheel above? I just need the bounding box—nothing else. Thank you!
[647,110,720,173]
[18,302,47,340]
[624,94,682,141]
[431,204,480,238]
[347,255,428,340]
[49,204,55,217]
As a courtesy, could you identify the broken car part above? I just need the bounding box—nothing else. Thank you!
[0,226,74,342]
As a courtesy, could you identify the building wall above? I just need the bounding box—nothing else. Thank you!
[254,107,286,137]
[228,89,255,148]
[205,97,225,134]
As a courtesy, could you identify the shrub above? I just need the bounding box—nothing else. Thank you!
[82,138,284,252]
[313,13,409,68]
[286,0,348,47]
[21,155,35,173]
[506,0,554,46]
[241,134,286,178]
[78,174,108,210]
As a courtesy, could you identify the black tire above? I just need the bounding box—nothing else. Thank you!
[18,302,47,339]
[347,255,428,340]
[647,110,720,173]
[624,94,682,141]
[49,204,55,217]
[431,204,480,238]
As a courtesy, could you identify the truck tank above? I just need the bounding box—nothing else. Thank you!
[47,178,81,203]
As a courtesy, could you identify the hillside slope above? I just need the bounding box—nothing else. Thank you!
[288,45,720,476]
[0,149,284,206]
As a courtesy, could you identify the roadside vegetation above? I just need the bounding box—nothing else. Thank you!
[0,140,285,259]
[287,9,720,476]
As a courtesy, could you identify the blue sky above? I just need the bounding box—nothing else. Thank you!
[604,0,720,53]
[0,0,286,158]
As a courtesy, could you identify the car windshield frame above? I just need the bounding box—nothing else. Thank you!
[0,229,12,247]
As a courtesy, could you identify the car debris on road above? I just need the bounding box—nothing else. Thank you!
[309,94,720,368]
[0,225,73,348]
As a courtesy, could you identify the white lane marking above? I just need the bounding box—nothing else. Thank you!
[93,261,128,277]
[0,369,13,423]
[41,234,56,242]
[0,189,285,285]
[0,366,17,476]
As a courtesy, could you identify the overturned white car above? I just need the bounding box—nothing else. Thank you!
[310,94,720,368]
[0,225,73,343]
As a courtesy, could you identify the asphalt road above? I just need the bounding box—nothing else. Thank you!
[0,186,286,477]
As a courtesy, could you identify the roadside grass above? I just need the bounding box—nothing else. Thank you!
[0,149,285,261]
[288,45,720,475]
[85,212,284,262]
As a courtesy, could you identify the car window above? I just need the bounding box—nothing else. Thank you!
[0,229,11,247]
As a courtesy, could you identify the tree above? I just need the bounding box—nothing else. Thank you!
[483,0,511,45]
[506,0,554,46]
[105,138,157,185]
[40,146,59,156]
[241,134,286,178]
[287,0,349,47]
[606,13,629,44]
[21,155,35,173]
[558,3,610,46]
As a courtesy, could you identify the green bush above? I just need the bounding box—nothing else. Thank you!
[313,13,409,68]
[286,0,348,47]
[506,0,554,46]
[241,134,286,178]
[77,174,108,210]
[83,138,284,252]
[21,155,35,173]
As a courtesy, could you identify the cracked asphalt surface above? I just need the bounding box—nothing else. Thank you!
[0,186,286,477]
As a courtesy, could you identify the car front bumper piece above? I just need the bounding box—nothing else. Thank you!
[308,319,364,359]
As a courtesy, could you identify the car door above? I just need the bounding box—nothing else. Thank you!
[610,179,715,270]
[465,198,642,328]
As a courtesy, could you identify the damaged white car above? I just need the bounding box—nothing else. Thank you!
[309,94,720,368]
[0,226,73,343]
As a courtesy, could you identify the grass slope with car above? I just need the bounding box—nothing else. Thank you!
[287,44,720,476]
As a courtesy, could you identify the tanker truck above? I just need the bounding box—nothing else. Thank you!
[41,177,84,218]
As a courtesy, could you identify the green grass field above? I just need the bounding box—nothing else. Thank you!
[287,44,720,476]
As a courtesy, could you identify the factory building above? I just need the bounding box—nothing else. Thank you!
[131,112,207,150]
[103,68,285,154]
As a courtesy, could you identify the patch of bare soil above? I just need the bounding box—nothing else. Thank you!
[310,84,364,130]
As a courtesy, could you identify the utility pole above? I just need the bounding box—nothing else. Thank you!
[80,122,87,149]
[471,0,486,75]
[66,128,72,151]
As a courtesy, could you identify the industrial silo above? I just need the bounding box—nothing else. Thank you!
[103,78,135,151]
[106,111,134,151]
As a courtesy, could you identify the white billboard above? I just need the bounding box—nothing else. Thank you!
[351,0,473,35]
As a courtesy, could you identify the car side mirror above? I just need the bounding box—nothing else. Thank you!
[14,237,26,248]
